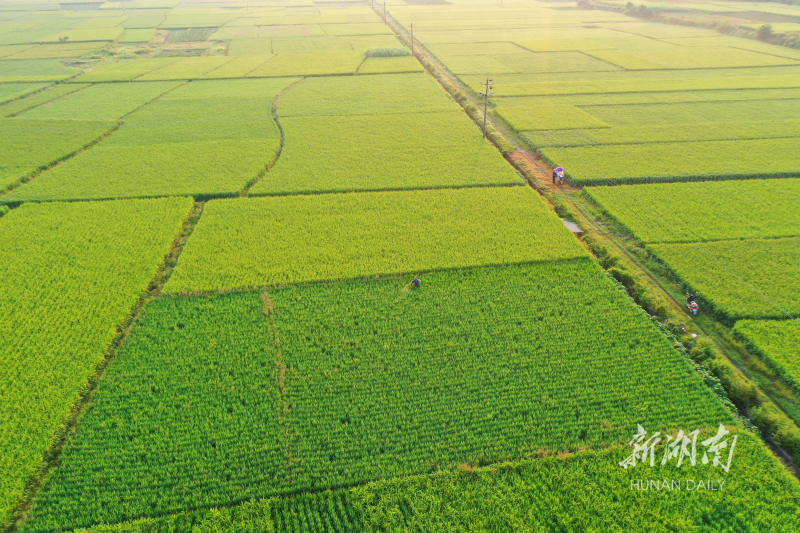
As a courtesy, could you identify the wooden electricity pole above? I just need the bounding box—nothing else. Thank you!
[481,78,493,139]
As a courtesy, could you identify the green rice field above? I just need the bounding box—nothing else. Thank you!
[1,0,799,530]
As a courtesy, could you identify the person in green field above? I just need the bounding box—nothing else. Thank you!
[412,276,420,289]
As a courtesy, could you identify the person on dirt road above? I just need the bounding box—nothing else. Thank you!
[552,170,557,184]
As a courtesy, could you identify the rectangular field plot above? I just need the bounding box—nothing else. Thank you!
[344,433,800,532]
[584,179,800,243]
[249,73,520,195]
[585,46,799,70]
[18,81,182,120]
[246,50,364,77]
[135,56,232,80]
[36,28,124,43]
[649,237,800,321]
[273,261,731,493]
[0,118,115,191]
[3,43,102,59]
[77,57,181,82]
[544,138,800,185]
[165,187,586,293]
[0,83,89,117]
[199,55,272,78]
[0,197,192,527]
[358,55,423,74]
[585,98,800,127]
[524,120,800,147]
[277,73,456,117]
[735,320,800,392]
[0,81,50,105]
[119,28,156,43]
[0,59,80,82]
[3,78,295,201]
[22,260,732,530]
[65,431,800,532]
[251,112,520,195]
[462,68,800,97]
[19,293,285,532]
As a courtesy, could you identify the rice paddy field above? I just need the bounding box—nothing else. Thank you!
[2,0,800,531]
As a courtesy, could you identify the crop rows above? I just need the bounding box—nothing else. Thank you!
[584,179,800,243]
[403,6,800,183]
[251,111,522,195]
[348,432,800,532]
[246,72,522,195]
[734,320,800,392]
[544,137,800,185]
[0,58,80,82]
[524,119,800,147]
[0,81,48,104]
[0,83,87,117]
[358,56,423,74]
[585,45,797,69]
[4,78,295,201]
[38,431,800,532]
[77,58,182,83]
[164,187,583,293]
[0,197,192,526]
[277,73,457,117]
[19,81,181,121]
[0,117,115,191]
[22,260,731,530]
[649,237,800,322]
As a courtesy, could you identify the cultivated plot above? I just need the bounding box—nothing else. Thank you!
[0,117,115,191]
[403,3,800,183]
[0,197,192,526]
[250,73,522,195]
[165,187,586,293]
[649,237,800,321]
[3,78,295,201]
[49,432,800,532]
[584,179,800,243]
[23,260,732,530]
[19,81,182,121]
[547,137,800,185]
[735,320,800,392]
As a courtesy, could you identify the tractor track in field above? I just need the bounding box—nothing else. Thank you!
[261,292,297,488]
[240,77,305,197]
[374,4,800,479]
[4,200,205,533]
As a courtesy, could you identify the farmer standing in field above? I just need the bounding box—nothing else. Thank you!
[412,276,420,289]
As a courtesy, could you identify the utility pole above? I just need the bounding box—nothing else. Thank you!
[411,23,414,56]
[384,2,387,25]
[481,78,493,139]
